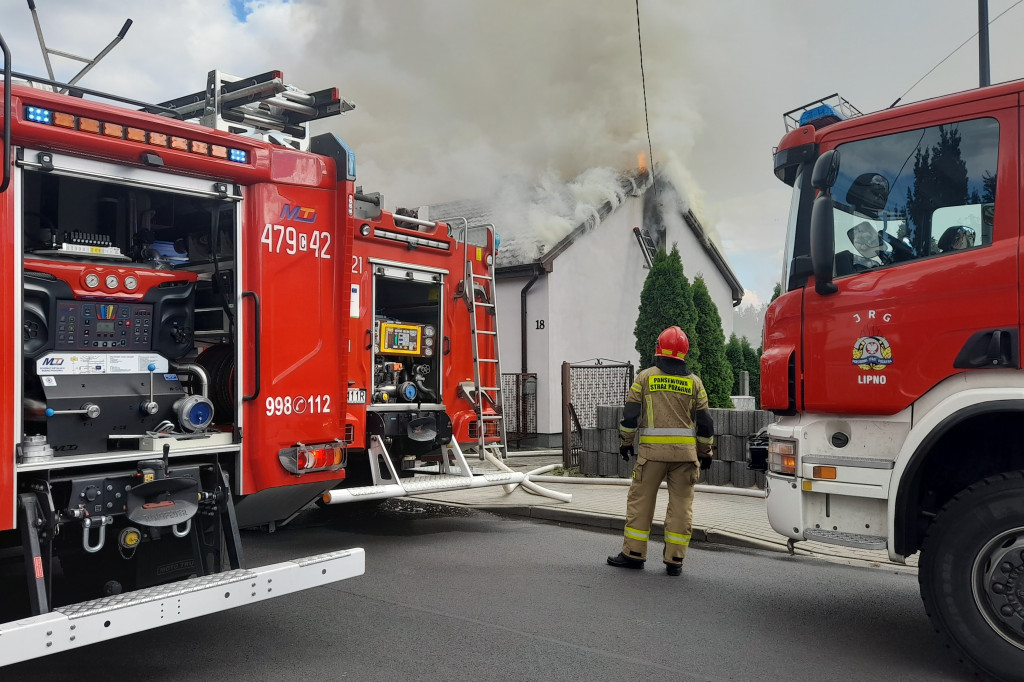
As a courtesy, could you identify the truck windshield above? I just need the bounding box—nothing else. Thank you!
[826,117,998,275]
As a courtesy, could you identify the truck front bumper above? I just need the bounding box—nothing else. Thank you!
[765,472,804,540]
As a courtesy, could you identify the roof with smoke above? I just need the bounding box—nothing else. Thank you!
[425,167,744,305]
[428,167,653,269]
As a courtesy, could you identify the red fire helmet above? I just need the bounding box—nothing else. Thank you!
[655,326,689,360]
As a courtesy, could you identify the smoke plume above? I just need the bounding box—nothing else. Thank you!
[287,0,706,240]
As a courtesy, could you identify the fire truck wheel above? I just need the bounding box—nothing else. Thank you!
[918,471,1024,680]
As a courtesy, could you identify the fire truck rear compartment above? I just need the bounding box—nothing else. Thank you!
[363,273,449,472]
[371,274,442,406]
[19,165,240,456]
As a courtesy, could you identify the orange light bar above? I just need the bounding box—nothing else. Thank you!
[812,465,837,480]
[78,118,100,134]
[23,106,244,166]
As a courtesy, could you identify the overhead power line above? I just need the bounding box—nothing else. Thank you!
[635,0,655,183]
[891,0,1022,108]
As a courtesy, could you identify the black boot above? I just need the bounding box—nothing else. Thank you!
[665,562,682,576]
[607,552,645,569]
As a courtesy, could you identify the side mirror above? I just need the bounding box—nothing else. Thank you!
[810,192,838,295]
[811,149,840,190]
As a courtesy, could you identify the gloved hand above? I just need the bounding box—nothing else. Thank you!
[619,445,635,461]
[698,456,712,471]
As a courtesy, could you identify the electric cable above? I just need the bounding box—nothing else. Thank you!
[891,0,1022,108]
[635,0,656,186]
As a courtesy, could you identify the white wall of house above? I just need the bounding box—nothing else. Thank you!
[495,195,739,441]
[494,274,552,432]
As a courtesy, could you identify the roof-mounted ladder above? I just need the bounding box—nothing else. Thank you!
[27,0,132,95]
[157,70,354,150]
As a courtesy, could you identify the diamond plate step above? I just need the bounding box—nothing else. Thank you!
[803,529,887,550]
[0,549,365,665]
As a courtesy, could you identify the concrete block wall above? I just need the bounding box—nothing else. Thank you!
[580,404,625,477]
[579,404,775,487]
[698,408,776,489]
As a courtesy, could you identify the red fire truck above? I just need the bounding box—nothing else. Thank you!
[0,13,516,665]
[765,89,1024,679]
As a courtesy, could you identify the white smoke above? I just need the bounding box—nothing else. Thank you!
[288,0,709,245]
[0,0,715,252]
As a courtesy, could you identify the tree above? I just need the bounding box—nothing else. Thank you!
[726,333,762,404]
[906,126,969,245]
[633,244,697,372]
[725,333,744,395]
[741,337,761,407]
[691,276,733,408]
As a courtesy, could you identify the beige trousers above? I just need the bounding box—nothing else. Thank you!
[621,458,699,564]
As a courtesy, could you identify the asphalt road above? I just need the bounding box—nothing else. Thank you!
[4,500,969,681]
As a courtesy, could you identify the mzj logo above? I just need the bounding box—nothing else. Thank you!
[852,336,894,371]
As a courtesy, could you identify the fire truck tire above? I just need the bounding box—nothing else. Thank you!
[918,470,1024,681]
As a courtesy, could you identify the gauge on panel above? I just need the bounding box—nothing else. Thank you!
[124,275,139,291]
[84,273,100,288]
[105,274,119,289]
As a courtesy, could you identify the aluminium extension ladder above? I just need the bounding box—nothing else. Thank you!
[455,222,509,462]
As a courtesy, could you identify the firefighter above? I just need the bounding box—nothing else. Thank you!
[606,326,714,576]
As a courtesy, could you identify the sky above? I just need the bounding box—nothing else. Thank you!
[2,0,1022,309]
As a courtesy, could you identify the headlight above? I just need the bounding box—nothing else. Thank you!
[768,439,797,475]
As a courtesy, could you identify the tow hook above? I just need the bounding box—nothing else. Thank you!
[82,515,113,553]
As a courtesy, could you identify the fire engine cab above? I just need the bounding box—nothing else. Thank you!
[765,90,1024,679]
[0,6,518,664]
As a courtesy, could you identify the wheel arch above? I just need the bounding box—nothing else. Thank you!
[893,397,1024,557]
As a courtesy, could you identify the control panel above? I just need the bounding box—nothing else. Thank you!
[375,321,436,357]
[55,300,154,350]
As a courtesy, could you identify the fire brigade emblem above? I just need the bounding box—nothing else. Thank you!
[852,336,893,370]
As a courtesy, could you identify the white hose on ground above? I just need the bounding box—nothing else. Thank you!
[527,474,766,499]
[484,452,573,502]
